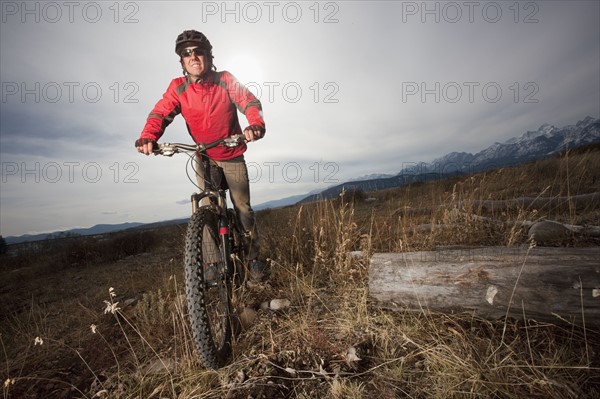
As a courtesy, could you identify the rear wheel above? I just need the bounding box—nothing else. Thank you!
[184,208,233,369]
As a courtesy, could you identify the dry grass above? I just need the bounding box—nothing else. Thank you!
[1,145,599,398]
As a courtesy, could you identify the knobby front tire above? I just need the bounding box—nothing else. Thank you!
[184,208,233,369]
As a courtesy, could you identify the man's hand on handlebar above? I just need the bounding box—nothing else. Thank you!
[243,125,265,142]
[135,138,157,156]
[135,129,260,156]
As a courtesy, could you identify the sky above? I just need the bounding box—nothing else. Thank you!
[1,0,599,238]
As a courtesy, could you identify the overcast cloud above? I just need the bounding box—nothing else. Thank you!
[1,0,599,237]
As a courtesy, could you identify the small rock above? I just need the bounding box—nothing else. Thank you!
[528,220,572,242]
[260,301,270,310]
[123,298,138,307]
[142,358,174,375]
[269,298,291,310]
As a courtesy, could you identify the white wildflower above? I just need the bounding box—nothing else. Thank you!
[90,324,98,334]
[103,300,120,315]
[109,287,117,298]
[34,336,43,346]
[346,346,361,363]
[4,378,15,388]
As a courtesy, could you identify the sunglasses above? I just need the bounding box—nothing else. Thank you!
[181,47,205,58]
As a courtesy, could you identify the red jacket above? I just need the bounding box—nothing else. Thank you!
[139,70,265,161]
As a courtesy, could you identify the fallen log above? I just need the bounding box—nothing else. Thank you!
[413,220,600,241]
[392,192,600,217]
[473,192,600,212]
[369,246,600,327]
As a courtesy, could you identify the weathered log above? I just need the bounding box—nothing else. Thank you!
[473,192,600,211]
[369,246,600,327]
[393,192,600,217]
[528,220,600,241]
[413,219,600,241]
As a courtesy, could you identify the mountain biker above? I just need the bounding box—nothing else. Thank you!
[135,29,267,282]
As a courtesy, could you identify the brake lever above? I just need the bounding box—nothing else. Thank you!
[156,143,177,157]
[223,134,247,148]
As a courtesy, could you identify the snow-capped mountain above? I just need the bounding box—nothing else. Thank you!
[300,116,599,203]
[420,116,599,174]
[347,173,395,182]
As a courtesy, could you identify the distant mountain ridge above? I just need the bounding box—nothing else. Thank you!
[4,220,188,245]
[5,223,144,245]
[5,117,598,244]
[254,188,323,211]
[299,116,599,202]
[427,116,599,174]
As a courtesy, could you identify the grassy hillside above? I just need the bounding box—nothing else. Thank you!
[1,144,599,398]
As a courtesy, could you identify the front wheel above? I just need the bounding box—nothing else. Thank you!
[184,208,234,369]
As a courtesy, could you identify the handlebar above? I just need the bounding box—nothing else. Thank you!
[154,134,246,157]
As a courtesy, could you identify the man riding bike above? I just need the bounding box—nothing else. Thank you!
[135,29,268,282]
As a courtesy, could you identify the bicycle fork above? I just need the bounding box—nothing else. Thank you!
[219,215,234,279]
[190,191,233,279]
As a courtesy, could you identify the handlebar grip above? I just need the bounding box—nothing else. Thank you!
[151,135,246,155]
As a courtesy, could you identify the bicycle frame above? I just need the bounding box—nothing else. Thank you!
[190,153,227,214]
[192,153,235,278]
[155,133,247,276]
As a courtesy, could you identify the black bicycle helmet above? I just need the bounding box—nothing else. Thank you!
[175,30,213,56]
